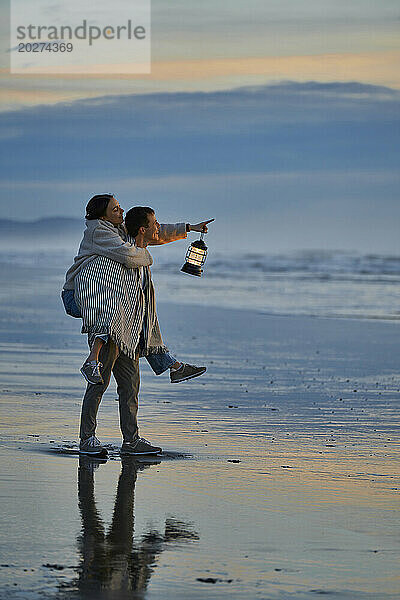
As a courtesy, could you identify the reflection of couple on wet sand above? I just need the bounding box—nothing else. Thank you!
[72,456,199,598]
[62,195,213,457]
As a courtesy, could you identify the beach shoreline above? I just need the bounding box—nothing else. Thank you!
[0,299,399,598]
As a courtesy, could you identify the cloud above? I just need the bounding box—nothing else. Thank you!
[0,80,398,174]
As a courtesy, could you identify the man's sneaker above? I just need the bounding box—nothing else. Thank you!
[79,435,108,456]
[120,437,162,455]
[170,363,206,383]
[80,361,103,385]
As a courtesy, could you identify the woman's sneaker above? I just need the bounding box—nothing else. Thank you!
[170,363,206,383]
[120,437,162,455]
[79,435,108,456]
[80,361,103,385]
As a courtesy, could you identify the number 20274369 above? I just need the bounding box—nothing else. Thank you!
[18,42,73,52]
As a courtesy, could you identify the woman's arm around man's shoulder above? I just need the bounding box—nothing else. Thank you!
[91,219,153,267]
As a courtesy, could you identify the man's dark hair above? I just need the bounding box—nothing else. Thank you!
[125,206,154,238]
[85,194,114,220]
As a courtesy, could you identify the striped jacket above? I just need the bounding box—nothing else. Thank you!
[75,253,166,359]
[63,219,187,290]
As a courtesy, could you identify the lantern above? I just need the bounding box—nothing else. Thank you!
[181,232,208,277]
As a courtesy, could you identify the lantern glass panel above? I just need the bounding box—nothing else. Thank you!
[186,246,206,266]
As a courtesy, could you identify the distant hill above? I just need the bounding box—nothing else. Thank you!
[0,217,83,237]
[0,217,84,251]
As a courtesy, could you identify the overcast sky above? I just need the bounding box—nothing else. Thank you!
[0,1,399,253]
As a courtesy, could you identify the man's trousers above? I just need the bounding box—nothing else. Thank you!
[79,339,140,442]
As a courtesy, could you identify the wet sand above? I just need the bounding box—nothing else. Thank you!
[0,274,400,598]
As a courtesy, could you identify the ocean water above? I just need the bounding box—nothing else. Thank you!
[1,247,399,321]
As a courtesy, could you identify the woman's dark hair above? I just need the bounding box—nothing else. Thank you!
[85,194,114,220]
[125,206,154,238]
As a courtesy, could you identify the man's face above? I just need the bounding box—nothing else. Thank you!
[143,212,160,243]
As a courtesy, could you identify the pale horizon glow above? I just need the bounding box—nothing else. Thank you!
[1,49,400,110]
[1,0,400,109]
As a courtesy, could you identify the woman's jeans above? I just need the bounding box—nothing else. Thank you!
[61,289,177,376]
[146,352,176,375]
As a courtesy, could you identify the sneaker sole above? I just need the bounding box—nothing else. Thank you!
[80,367,104,386]
[79,449,108,457]
[171,368,206,383]
[120,449,162,455]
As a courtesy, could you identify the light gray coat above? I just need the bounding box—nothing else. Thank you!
[63,219,187,290]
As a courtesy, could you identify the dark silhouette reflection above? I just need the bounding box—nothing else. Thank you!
[70,456,199,599]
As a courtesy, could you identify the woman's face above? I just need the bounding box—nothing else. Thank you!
[101,197,124,226]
